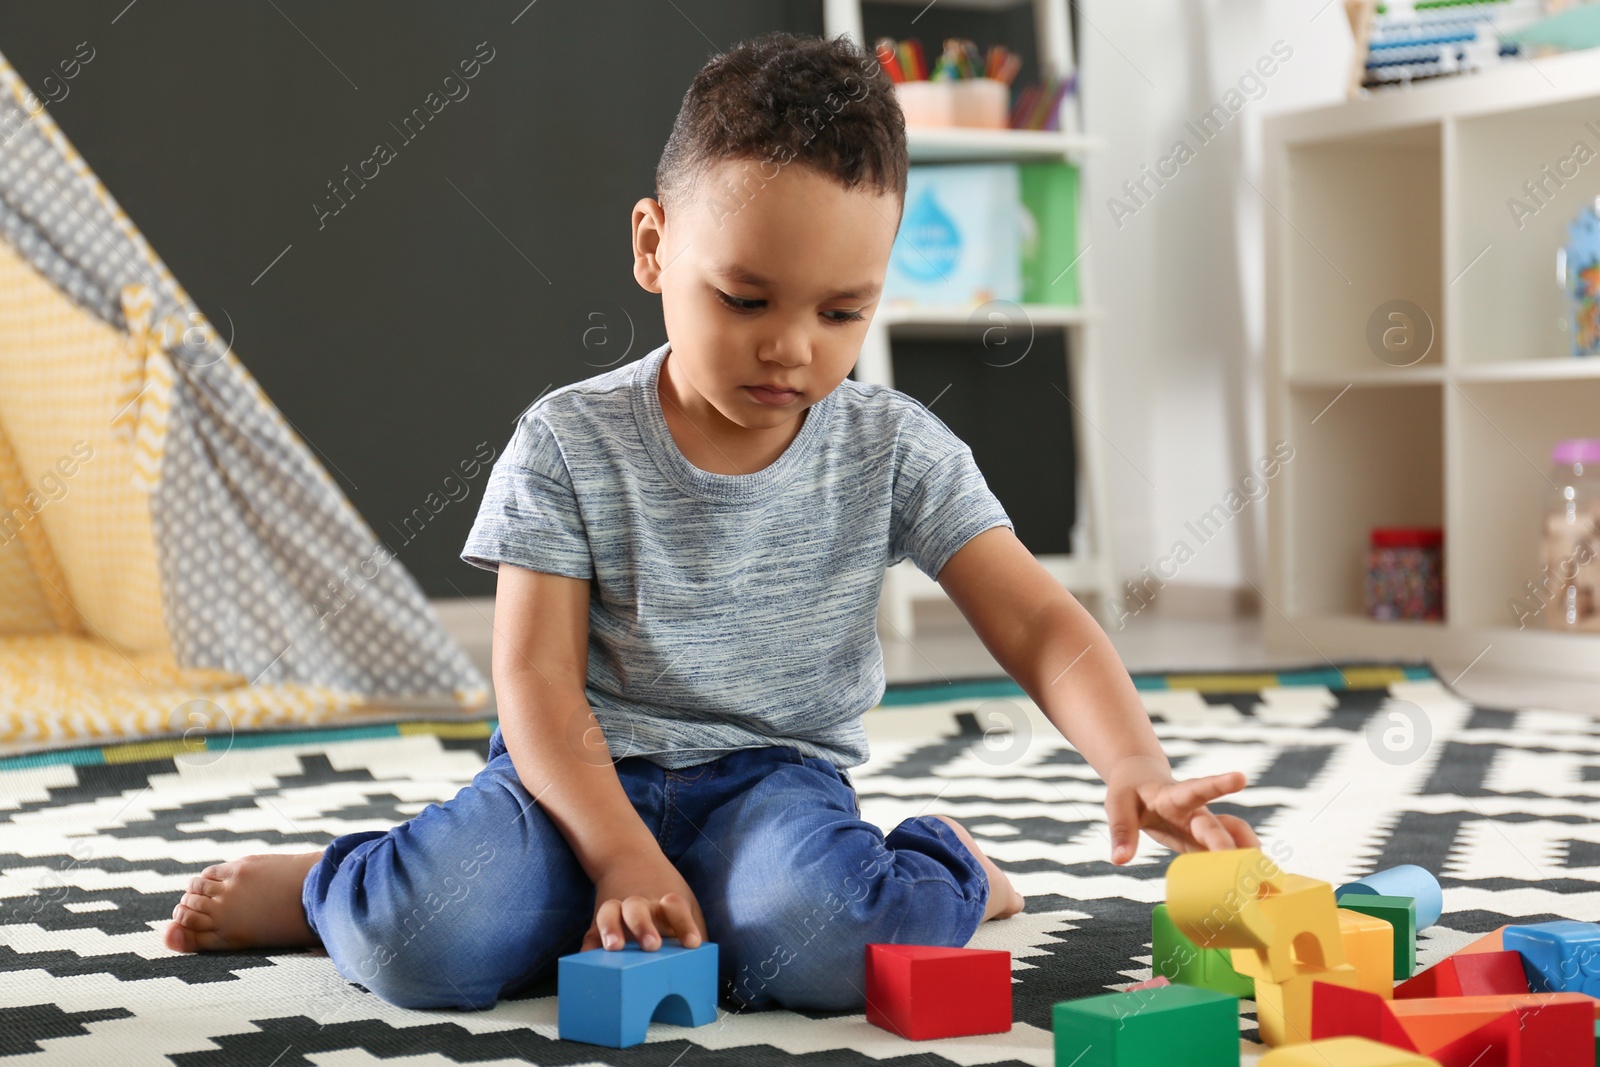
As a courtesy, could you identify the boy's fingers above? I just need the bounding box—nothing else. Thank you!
[1103,786,1141,865]
[1190,806,1235,851]
[1218,813,1261,849]
[622,896,661,950]
[661,893,702,947]
[1162,771,1246,813]
[595,898,623,949]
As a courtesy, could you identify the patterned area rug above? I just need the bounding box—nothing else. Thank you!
[2,661,1594,1065]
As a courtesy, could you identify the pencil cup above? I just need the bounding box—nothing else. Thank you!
[894,80,955,126]
[951,77,1009,128]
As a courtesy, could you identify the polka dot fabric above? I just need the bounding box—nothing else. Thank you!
[0,48,488,750]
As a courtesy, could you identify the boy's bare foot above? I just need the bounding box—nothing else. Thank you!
[931,814,1025,922]
[164,851,326,952]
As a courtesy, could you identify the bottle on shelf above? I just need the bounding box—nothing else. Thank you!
[1542,438,1600,631]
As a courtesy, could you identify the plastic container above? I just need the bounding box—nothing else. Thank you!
[1541,438,1600,631]
[951,78,1008,128]
[894,80,953,127]
[1364,527,1443,622]
[894,78,1008,129]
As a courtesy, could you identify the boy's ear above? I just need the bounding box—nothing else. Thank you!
[632,197,669,294]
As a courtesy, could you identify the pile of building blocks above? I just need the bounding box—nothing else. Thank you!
[1053,846,1600,1065]
[550,850,1600,1063]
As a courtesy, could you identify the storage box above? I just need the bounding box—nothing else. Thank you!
[885,163,1023,309]
[1019,161,1080,307]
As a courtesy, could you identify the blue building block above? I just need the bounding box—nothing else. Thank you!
[1503,921,1600,997]
[557,938,719,1048]
[1335,865,1443,930]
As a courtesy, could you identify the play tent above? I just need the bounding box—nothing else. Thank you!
[0,48,487,754]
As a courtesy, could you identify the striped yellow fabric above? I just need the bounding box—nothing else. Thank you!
[0,633,366,749]
[0,235,171,655]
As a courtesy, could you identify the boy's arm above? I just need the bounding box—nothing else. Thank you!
[489,562,662,880]
[935,526,1258,863]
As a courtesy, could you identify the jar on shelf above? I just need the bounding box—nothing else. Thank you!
[1364,527,1444,622]
[1541,438,1600,631]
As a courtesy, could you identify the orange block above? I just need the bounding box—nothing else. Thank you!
[1450,926,1506,957]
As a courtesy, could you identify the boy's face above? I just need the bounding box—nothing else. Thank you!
[632,159,901,429]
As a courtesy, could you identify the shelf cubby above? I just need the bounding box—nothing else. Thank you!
[1449,377,1600,628]
[1283,125,1442,378]
[1450,103,1600,367]
[1283,383,1444,620]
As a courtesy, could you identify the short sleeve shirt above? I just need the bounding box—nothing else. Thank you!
[461,340,1012,769]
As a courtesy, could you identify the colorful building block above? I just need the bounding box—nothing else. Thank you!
[1252,965,1366,1047]
[1336,866,1442,930]
[1502,920,1600,997]
[1123,975,1171,992]
[865,944,1011,1040]
[1336,893,1418,979]
[1450,926,1505,956]
[1053,983,1239,1067]
[556,937,718,1048]
[1311,983,1594,1065]
[1394,950,1528,999]
[1167,848,1347,984]
[1258,1036,1441,1065]
[1152,903,1254,997]
[1335,909,1397,1000]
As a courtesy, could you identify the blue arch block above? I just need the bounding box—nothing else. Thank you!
[557,938,719,1048]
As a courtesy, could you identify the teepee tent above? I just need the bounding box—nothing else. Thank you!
[0,49,487,753]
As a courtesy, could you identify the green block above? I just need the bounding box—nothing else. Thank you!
[1152,904,1255,998]
[1054,984,1239,1067]
[1336,892,1418,979]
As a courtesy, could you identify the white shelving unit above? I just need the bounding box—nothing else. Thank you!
[1263,49,1600,681]
[826,0,1119,637]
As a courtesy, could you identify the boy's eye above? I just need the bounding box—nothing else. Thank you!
[715,290,764,313]
[716,289,865,325]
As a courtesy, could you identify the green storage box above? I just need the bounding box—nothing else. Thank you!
[1019,161,1081,307]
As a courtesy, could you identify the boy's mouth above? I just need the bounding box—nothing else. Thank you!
[743,384,801,406]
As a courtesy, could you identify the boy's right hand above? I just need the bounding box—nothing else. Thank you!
[580,852,708,953]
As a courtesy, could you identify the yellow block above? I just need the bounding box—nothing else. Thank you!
[1168,848,1347,983]
[1336,907,1395,1000]
[1260,1036,1440,1065]
[1253,964,1366,1047]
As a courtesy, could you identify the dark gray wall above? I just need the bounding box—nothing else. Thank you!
[0,1,1075,596]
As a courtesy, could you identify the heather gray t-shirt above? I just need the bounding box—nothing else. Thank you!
[460,339,1012,770]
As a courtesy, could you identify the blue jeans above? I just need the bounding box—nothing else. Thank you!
[301,726,991,1012]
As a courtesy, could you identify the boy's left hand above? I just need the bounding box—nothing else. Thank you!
[1102,755,1259,865]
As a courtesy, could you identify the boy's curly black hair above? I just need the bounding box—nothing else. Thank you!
[655,30,908,219]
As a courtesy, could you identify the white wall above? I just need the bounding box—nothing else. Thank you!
[1078,0,1351,604]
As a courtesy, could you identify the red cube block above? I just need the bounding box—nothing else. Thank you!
[864,944,1012,1040]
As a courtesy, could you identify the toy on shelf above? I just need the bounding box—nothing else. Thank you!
[864,944,1012,1040]
[556,937,718,1049]
[1363,529,1445,622]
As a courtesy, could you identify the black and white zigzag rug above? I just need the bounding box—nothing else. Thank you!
[2,662,1596,1065]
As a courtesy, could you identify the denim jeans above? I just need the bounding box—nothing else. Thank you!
[301,725,991,1012]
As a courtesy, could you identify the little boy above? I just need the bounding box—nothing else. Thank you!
[165,30,1257,1013]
